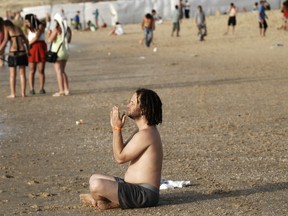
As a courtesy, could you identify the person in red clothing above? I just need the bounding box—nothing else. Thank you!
[24,14,47,95]
[278,1,288,30]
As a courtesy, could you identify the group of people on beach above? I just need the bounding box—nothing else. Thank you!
[0,0,287,212]
[140,0,285,47]
[0,11,71,98]
[82,0,287,211]
[224,0,287,36]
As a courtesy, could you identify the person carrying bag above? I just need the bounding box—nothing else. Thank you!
[47,13,71,96]
[45,39,63,63]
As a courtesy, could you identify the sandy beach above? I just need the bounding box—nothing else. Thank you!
[1,10,288,215]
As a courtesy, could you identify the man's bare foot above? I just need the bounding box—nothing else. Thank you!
[22,94,26,98]
[7,95,15,99]
[96,200,119,210]
[79,194,96,207]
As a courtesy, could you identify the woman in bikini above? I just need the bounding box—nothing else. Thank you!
[24,14,47,95]
[0,19,29,98]
[0,17,4,67]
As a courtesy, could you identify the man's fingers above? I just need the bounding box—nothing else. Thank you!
[121,114,127,125]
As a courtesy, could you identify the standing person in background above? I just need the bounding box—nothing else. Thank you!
[224,3,237,35]
[47,13,70,97]
[45,13,51,33]
[184,0,191,19]
[258,0,268,37]
[61,9,67,21]
[195,5,207,41]
[278,1,288,30]
[0,17,4,67]
[0,19,29,98]
[179,0,184,20]
[74,11,82,30]
[141,13,155,47]
[151,9,163,25]
[171,5,180,37]
[93,9,99,29]
[24,14,47,95]
[253,2,259,11]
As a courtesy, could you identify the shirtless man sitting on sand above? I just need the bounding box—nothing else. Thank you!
[80,88,163,210]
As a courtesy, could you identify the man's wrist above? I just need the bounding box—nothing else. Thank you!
[113,126,122,132]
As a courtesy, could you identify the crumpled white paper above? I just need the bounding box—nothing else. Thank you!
[160,179,192,190]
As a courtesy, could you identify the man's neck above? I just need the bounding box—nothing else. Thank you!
[135,117,150,131]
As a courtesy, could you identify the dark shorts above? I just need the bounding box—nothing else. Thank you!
[228,16,236,26]
[259,20,268,29]
[114,177,160,209]
[8,54,28,67]
[172,22,180,32]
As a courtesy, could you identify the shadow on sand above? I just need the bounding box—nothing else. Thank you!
[64,75,288,96]
[159,182,288,206]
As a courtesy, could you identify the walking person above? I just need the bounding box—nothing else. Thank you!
[171,5,181,37]
[47,13,70,97]
[24,14,47,95]
[0,19,29,98]
[258,0,268,37]
[224,3,237,35]
[195,5,207,41]
[80,88,163,210]
[141,13,155,47]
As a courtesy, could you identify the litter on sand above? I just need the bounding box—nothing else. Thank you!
[160,179,192,190]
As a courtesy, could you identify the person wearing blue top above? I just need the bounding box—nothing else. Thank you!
[258,0,268,36]
[74,11,81,30]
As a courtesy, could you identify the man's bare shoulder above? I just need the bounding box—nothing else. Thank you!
[132,127,161,144]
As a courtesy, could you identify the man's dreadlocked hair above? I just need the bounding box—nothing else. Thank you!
[136,88,162,126]
[0,17,4,31]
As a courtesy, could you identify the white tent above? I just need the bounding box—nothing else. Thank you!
[22,0,282,28]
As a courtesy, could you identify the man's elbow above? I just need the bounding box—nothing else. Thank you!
[114,155,126,164]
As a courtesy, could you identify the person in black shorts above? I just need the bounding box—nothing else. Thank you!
[258,0,268,36]
[80,88,163,210]
[0,19,29,98]
[224,3,237,35]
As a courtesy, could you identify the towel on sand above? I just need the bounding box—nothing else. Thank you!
[160,179,192,190]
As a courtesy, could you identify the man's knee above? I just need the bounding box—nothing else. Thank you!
[89,174,101,184]
[89,178,106,193]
